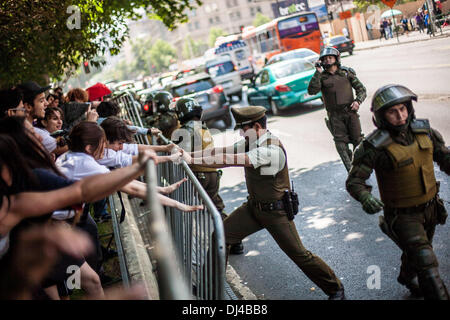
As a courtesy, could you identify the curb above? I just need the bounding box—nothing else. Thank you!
[111,194,160,300]
[226,264,258,300]
[354,32,450,51]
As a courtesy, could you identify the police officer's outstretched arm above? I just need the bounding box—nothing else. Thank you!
[346,141,384,214]
[430,128,450,175]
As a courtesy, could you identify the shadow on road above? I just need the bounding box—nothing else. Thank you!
[220,160,449,300]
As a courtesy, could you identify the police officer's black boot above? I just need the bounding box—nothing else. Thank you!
[397,275,423,298]
[417,268,450,300]
[328,285,346,300]
[229,242,244,255]
[397,258,423,298]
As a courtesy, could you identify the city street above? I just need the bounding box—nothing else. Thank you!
[215,36,450,300]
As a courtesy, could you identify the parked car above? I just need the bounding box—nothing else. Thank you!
[173,65,205,81]
[112,80,135,93]
[205,56,243,101]
[167,72,232,128]
[266,48,319,66]
[247,58,322,115]
[324,35,355,55]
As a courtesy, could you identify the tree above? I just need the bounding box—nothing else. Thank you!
[352,0,417,11]
[131,38,154,76]
[182,36,208,59]
[0,0,202,88]
[252,12,271,27]
[149,39,177,73]
[208,27,227,48]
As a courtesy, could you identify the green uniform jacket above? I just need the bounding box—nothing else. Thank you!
[307,66,367,106]
[346,124,450,202]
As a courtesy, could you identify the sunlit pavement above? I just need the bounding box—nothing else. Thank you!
[214,37,450,300]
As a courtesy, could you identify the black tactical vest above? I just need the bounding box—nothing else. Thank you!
[321,71,354,112]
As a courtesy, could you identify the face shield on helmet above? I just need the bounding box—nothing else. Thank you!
[319,47,341,69]
[371,84,417,130]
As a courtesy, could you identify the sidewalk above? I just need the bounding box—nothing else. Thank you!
[355,25,450,51]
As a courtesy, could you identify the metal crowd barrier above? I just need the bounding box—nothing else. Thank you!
[109,92,226,300]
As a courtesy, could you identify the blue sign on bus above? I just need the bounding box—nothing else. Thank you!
[214,40,247,55]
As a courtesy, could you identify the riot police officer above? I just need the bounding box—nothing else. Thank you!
[173,97,244,254]
[346,84,449,300]
[308,47,367,172]
[149,91,179,140]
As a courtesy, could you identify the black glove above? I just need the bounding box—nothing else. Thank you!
[360,193,384,214]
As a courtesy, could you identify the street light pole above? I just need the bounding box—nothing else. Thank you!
[425,0,436,36]
[339,0,350,36]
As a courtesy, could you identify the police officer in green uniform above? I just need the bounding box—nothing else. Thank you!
[148,91,179,140]
[346,84,449,300]
[173,97,244,254]
[181,106,345,299]
[308,47,367,172]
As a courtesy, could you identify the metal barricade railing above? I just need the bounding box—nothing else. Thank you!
[109,92,226,300]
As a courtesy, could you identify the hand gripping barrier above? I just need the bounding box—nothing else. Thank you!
[110,92,226,300]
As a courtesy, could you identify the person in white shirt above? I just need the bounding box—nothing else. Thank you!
[57,121,203,212]
[98,116,178,169]
[36,106,69,157]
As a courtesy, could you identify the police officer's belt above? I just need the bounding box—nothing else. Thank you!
[388,197,435,214]
[253,199,285,211]
[327,104,352,113]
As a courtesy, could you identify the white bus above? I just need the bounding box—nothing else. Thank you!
[213,38,255,80]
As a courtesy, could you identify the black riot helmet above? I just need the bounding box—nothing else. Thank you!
[319,46,341,68]
[371,84,417,130]
[153,91,173,113]
[175,97,203,124]
[142,92,155,115]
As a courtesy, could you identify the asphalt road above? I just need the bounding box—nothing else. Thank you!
[213,37,450,300]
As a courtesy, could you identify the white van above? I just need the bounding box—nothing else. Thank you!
[205,56,243,101]
[214,40,255,80]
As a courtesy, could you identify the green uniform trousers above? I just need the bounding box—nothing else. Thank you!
[194,171,225,214]
[383,197,449,299]
[224,200,343,295]
[327,110,363,145]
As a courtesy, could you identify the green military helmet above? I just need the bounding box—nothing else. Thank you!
[319,46,341,64]
[175,97,203,124]
[371,84,417,129]
[153,91,173,113]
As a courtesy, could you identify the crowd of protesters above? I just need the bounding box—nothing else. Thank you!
[0,81,199,300]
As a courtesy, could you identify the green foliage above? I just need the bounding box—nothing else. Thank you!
[149,39,177,73]
[208,27,227,48]
[182,36,208,59]
[353,0,418,11]
[0,0,202,88]
[252,12,271,27]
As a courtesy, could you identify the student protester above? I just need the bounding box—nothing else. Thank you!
[0,116,158,299]
[36,107,68,157]
[15,81,54,152]
[0,132,158,299]
[56,121,203,213]
[96,101,161,137]
[47,93,60,108]
[99,116,178,169]
[0,88,26,118]
[93,116,183,222]
[60,87,98,131]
